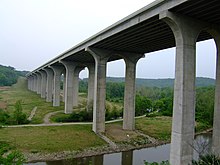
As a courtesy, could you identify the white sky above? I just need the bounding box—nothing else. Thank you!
[0,0,217,79]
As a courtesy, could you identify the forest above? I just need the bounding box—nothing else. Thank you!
[0,65,28,86]
[79,78,215,128]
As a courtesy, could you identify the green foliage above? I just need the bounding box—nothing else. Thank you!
[0,109,10,125]
[0,100,29,125]
[144,160,170,165]
[195,86,214,126]
[0,64,28,86]
[13,100,29,125]
[54,110,93,122]
[106,82,124,102]
[192,154,220,165]
[106,77,214,88]
[78,78,214,127]
[0,141,25,165]
[79,80,88,93]
[135,95,152,116]
[105,106,123,120]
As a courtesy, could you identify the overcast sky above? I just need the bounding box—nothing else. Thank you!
[0,0,217,79]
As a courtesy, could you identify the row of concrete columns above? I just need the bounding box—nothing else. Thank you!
[27,10,220,165]
[27,49,143,134]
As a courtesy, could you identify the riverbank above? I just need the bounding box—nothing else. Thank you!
[25,136,169,163]
[0,117,171,163]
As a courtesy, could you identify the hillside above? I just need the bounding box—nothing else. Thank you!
[0,64,29,86]
[105,77,215,88]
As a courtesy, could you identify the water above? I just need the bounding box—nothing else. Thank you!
[27,133,212,165]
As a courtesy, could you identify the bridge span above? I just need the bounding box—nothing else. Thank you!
[26,0,220,164]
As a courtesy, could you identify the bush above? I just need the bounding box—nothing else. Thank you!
[0,141,25,165]
[192,154,220,164]
[54,110,93,122]
[13,100,29,125]
[0,109,10,125]
[145,160,170,165]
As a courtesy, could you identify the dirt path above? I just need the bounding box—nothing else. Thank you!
[43,110,63,124]
[4,115,146,128]
[27,107,37,121]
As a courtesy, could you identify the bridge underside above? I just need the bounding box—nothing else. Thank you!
[27,0,220,165]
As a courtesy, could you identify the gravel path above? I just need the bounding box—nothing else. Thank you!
[3,115,146,128]
[43,110,63,124]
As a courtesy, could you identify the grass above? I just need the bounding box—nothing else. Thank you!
[0,77,64,124]
[136,116,172,141]
[0,125,106,153]
[0,77,212,155]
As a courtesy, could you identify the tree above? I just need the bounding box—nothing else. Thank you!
[135,95,152,116]
[13,100,28,125]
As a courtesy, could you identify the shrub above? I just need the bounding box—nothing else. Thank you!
[192,154,220,165]
[13,100,29,125]
[0,109,10,125]
[0,141,25,164]
[145,160,170,165]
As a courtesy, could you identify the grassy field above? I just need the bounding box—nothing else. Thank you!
[0,77,210,156]
[0,77,64,124]
[0,125,106,153]
[136,117,172,141]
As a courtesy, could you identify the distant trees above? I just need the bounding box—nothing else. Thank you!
[0,65,28,86]
[78,79,215,126]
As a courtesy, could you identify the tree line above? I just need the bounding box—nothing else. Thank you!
[0,64,28,86]
[79,80,215,127]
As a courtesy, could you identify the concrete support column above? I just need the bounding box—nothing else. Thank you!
[27,77,30,90]
[31,76,35,91]
[44,68,54,102]
[210,28,220,154]
[62,72,66,102]
[33,74,38,92]
[50,66,63,106]
[36,72,42,95]
[160,11,205,165]
[60,61,77,114]
[87,63,95,111]
[29,76,33,91]
[86,47,110,133]
[122,54,142,130]
[73,67,84,107]
[39,70,47,98]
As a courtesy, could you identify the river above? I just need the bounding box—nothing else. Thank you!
[27,133,212,165]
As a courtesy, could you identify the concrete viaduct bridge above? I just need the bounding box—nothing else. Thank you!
[26,0,220,164]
